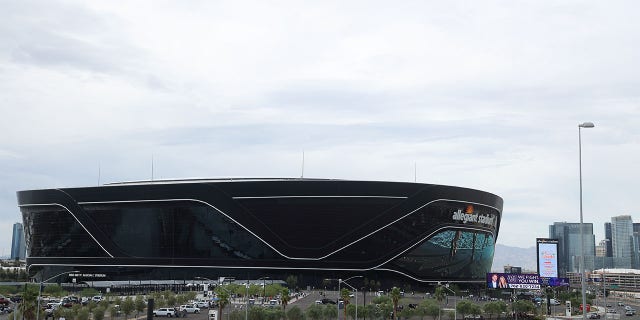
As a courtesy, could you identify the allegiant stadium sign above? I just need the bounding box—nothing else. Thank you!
[452,209,497,226]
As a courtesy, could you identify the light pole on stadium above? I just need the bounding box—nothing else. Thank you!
[578,121,595,320]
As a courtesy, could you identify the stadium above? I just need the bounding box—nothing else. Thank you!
[17,178,503,285]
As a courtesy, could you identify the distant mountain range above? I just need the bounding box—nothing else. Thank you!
[491,243,537,272]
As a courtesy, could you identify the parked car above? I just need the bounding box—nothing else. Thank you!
[193,301,208,308]
[626,310,634,316]
[153,308,176,317]
[179,304,200,313]
[92,296,103,303]
[0,296,10,306]
[588,313,601,319]
[0,306,13,314]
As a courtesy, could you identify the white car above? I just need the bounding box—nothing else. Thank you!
[179,305,200,313]
[153,308,176,317]
[193,301,208,308]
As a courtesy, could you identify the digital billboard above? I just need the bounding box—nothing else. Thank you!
[486,273,541,289]
[537,238,559,278]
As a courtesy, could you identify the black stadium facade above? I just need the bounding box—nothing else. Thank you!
[17,178,503,285]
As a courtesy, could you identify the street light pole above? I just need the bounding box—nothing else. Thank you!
[578,121,595,320]
[338,279,341,320]
[441,285,456,320]
[339,280,360,320]
[324,276,363,320]
[36,270,80,320]
[603,258,607,319]
[245,279,249,320]
[258,277,270,305]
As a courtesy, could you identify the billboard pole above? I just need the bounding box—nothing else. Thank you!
[513,289,518,320]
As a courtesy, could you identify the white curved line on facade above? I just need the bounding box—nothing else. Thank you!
[374,267,484,284]
[18,202,114,258]
[22,197,500,262]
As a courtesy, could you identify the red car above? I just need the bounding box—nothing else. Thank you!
[0,296,10,306]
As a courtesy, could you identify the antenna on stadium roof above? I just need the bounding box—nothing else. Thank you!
[414,162,417,182]
[301,151,305,178]
[151,154,154,181]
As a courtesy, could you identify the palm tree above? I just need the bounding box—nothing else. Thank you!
[281,288,291,310]
[216,287,231,319]
[433,287,446,306]
[390,287,402,320]
[340,288,351,320]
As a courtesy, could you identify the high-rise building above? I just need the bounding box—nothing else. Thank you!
[633,223,640,269]
[605,222,613,257]
[596,240,607,257]
[10,222,26,260]
[549,222,595,276]
[611,215,633,269]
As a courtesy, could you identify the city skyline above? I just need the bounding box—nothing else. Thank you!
[1,1,639,254]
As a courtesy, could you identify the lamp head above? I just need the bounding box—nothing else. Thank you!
[579,122,595,128]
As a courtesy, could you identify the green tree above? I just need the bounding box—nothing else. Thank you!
[165,291,177,307]
[286,275,298,291]
[512,300,535,315]
[456,300,475,320]
[98,300,109,310]
[228,309,241,320]
[249,306,266,320]
[216,286,231,320]
[306,304,323,320]
[185,291,197,302]
[151,291,167,308]
[390,287,402,320]
[122,296,135,319]
[77,308,90,320]
[482,301,506,320]
[399,308,416,320]
[135,295,146,317]
[323,304,337,320]
[93,306,106,320]
[20,284,38,320]
[433,288,446,307]
[363,304,378,320]
[444,310,455,320]
[286,306,305,320]
[110,304,120,319]
[417,299,439,320]
[265,307,284,320]
[378,302,394,320]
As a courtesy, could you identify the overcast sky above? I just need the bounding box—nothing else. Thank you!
[1,1,638,257]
